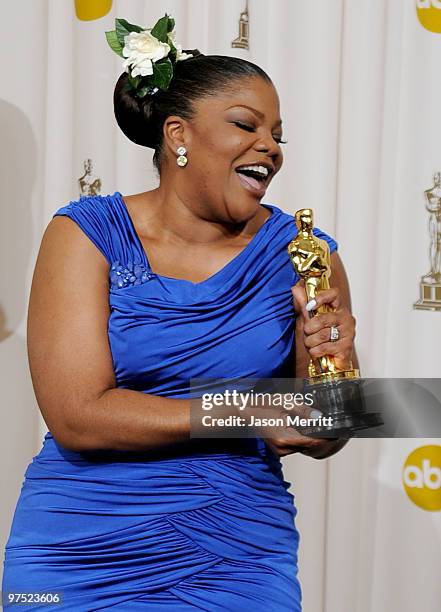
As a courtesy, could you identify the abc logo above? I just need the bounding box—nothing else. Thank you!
[75,0,112,21]
[402,445,441,511]
[416,0,441,33]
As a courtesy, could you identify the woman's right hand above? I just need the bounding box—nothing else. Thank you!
[258,403,329,458]
[263,428,347,459]
[192,393,348,460]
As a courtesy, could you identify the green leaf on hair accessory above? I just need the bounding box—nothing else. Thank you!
[115,18,143,46]
[152,58,173,90]
[105,30,124,57]
[106,13,193,99]
[151,14,175,43]
[127,73,141,90]
[167,40,177,62]
[136,86,150,99]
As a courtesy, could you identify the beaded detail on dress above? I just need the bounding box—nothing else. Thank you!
[109,261,153,289]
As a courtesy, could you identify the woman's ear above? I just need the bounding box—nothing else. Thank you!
[163,115,190,155]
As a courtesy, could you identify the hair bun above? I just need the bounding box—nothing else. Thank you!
[113,72,159,149]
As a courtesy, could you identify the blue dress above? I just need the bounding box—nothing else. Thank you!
[2,192,338,611]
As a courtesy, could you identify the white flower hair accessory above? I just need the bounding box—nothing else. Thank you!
[105,14,196,98]
[122,31,170,78]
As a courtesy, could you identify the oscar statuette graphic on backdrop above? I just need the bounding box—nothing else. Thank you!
[414,173,441,311]
[288,209,383,436]
[78,159,102,198]
[231,1,250,50]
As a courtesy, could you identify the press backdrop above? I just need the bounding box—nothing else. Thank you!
[1,1,441,611]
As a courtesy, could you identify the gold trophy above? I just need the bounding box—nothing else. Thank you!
[288,208,382,436]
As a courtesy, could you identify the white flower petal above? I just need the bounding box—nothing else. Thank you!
[139,66,153,77]
[137,58,153,76]
[177,51,193,61]
[121,31,171,76]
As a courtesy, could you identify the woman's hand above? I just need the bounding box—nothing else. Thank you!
[291,282,356,372]
[261,405,349,459]
[277,251,359,460]
[264,434,349,459]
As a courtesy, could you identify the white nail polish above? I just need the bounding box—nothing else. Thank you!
[305,299,317,312]
[310,409,323,418]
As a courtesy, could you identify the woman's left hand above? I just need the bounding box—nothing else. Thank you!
[291,283,356,372]
[289,260,358,460]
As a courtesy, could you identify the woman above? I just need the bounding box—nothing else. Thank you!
[2,17,357,612]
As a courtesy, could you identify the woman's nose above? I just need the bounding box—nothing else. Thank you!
[254,135,282,161]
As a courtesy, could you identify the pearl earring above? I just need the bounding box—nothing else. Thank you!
[176,146,188,167]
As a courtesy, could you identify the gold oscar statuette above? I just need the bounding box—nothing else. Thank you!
[288,208,382,436]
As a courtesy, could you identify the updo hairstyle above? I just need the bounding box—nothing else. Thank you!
[113,53,271,173]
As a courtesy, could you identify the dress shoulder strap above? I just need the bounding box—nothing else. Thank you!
[52,192,134,266]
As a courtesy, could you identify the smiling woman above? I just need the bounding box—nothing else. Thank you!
[113,52,286,227]
[111,55,289,282]
[2,14,357,612]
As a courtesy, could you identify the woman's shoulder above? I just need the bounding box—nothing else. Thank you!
[51,192,124,266]
[53,191,121,216]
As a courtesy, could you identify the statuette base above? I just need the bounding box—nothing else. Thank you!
[414,280,441,311]
[299,373,382,437]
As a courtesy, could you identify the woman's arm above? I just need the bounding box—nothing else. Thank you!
[28,216,192,453]
[292,250,358,459]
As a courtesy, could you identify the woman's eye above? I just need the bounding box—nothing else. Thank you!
[233,121,288,145]
[233,121,255,132]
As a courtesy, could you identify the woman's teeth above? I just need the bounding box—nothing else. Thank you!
[237,164,269,179]
[235,164,272,196]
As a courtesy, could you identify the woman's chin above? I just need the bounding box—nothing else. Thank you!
[224,198,260,225]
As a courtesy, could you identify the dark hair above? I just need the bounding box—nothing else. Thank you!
[113,53,272,173]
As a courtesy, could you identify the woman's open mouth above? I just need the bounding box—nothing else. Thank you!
[235,164,272,198]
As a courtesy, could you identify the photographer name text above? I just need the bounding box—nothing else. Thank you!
[201,414,334,428]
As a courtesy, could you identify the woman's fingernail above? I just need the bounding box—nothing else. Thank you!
[310,409,323,418]
[305,299,317,312]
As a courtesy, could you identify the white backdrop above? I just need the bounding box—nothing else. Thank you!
[1,1,441,611]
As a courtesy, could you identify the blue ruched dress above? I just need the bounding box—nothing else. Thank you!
[2,192,337,611]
